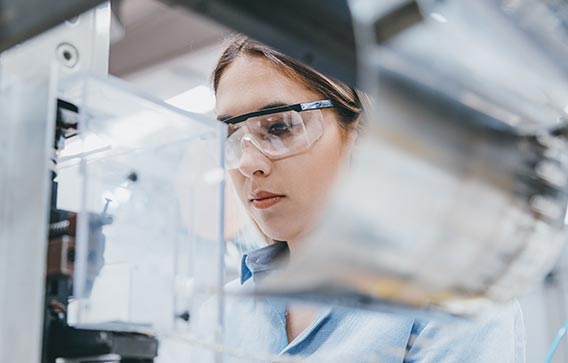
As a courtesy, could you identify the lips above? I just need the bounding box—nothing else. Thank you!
[249,191,285,209]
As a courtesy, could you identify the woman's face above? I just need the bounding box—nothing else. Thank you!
[215,56,354,247]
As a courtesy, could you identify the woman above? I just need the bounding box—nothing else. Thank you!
[203,35,525,363]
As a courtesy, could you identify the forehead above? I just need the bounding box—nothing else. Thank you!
[215,56,320,118]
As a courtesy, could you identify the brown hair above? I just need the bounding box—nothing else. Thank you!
[212,35,363,135]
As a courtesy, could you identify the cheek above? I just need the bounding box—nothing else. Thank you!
[228,171,248,204]
[283,126,346,206]
[307,125,345,180]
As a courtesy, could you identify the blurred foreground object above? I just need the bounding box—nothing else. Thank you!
[258,0,568,317]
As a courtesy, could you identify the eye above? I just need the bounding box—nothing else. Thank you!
[268,121,294,136]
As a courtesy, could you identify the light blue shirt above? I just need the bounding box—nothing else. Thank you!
[197,242,526,363]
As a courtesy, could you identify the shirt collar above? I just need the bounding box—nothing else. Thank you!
[240,241,290,284]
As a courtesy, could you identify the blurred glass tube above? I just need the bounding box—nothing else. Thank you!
[258,0,568,316]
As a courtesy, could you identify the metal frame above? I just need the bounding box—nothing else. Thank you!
[0,0,106,52]
[0,4,110,362]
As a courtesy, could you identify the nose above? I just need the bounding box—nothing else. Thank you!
[238,137,272,178]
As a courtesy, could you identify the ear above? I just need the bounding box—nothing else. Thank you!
[341,117,362,168]
[345,119,360,149]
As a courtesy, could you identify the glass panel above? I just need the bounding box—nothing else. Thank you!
[54,73,224,362]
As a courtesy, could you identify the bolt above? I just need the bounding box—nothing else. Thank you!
[56,43,79,69]
[127,171,138,182]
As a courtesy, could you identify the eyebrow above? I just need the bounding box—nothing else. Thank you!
[216,102,288,122]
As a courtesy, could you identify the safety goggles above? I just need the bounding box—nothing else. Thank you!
[221,100,335,170]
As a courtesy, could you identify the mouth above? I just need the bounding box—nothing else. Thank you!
[249,191,285,210]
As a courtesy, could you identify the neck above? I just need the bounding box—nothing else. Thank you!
[285,224,318,258]
[285,239,298,257]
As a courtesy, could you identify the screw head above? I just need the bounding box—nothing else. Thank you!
[56,43,79,68]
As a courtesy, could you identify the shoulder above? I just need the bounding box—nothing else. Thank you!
[413,300,524,341]
[407,300,525,363]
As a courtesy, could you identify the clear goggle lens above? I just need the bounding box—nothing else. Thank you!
[225,109,325,169]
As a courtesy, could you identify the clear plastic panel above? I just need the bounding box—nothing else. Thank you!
[55,73,225,360]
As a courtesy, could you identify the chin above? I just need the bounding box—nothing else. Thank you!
[257,219,305,243]
[260,227,292,242]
